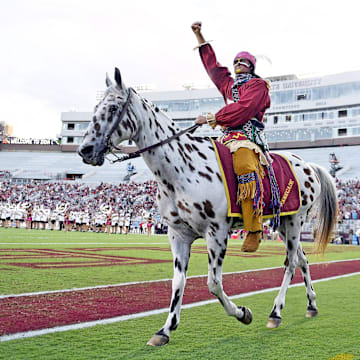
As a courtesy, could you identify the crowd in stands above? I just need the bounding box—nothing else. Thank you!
[333,178,360,245]
[0,179,167,234]
[336,178,360,221]
[1,171,360,242]
[0,170,11,180]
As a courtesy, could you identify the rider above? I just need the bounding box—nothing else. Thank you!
[191,21,271,252]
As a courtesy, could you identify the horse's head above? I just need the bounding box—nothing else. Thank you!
[78,68,136,166]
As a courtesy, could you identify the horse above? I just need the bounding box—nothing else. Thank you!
[78,68,338,346]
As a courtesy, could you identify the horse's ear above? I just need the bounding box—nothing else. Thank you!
[105,73,113,87]
[114,67,123,89]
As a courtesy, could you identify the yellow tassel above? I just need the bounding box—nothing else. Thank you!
[253,208,263,218]
[237,181,256,204]
[258,165,265,179]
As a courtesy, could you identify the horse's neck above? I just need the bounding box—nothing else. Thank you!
[129,96,217,188]
[133,98,182,176]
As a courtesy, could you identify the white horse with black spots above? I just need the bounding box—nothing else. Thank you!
[78,69,338,346]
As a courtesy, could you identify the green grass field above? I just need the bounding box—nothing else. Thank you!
[1,277,360,360]
[1,228,360,295]
[1,228,360,359]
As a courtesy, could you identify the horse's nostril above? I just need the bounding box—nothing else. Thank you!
[78,145,94,156]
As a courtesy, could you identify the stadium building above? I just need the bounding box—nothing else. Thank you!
[2,70,360,183]
[58,70,360,151]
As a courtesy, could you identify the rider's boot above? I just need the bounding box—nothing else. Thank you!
[241,231,262,252]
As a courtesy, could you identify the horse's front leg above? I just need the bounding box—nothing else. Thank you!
[297,243,318,318]
[206,228,252,325]
[147,227,193,346]
[267,215,302,328]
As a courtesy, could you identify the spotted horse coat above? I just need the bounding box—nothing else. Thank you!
[78,68,338,346]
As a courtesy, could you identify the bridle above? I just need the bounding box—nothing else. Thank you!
[104,87,133,155]
[102,88,200,164]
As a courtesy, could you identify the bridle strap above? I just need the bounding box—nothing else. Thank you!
[108,123,200,163]
[103,87,201,164]
[105,88,133,147]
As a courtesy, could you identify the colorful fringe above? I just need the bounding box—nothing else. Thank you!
[264,152,281,230]
[236,158,281,230]
[253,171,264,217]
[237,172,256,200]
[237,170,264,219]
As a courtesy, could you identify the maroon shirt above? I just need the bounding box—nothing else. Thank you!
[199,44,270,128]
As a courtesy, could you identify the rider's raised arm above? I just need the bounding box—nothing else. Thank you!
[191,21,234,102]
[199,44,234,102]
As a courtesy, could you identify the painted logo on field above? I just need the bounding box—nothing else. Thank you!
[0,248,171,269]
[0,245,345,270]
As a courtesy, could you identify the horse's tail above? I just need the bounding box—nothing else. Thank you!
[309,163,338,255]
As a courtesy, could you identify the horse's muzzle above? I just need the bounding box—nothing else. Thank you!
[77,144,105,166]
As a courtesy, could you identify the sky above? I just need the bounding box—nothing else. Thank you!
[1,0,359,139]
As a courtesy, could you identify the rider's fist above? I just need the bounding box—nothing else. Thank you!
[191,22,202,34]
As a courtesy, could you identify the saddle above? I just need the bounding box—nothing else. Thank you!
[211,140,301,219]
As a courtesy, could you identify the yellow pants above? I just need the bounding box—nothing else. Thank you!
[232,147,263,232]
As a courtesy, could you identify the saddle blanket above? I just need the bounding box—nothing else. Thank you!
[211,140,301,218]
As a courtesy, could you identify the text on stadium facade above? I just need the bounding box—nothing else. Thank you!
[7,138,54,145]
[271,79,322,92]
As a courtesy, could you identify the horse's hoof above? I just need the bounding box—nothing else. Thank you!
[146,334,170,347]
[237,306,253,325]
[267,317,282,328]
[306,308,318,318]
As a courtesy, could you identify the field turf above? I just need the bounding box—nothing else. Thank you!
[0,228,360,359]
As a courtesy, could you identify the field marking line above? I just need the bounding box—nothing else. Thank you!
[1,258,360,299]
[1,271,359,343]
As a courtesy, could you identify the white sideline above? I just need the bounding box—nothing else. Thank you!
[1,271,360,343]
[1,258,360,299]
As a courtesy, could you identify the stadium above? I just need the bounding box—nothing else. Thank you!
[2,73,360,358]
[1,3,360,359]
[2,89,360,359]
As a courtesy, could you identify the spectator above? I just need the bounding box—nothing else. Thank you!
[0,176,161,233]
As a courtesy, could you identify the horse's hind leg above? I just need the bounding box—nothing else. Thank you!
[267,215,303,328]
[147,228,192,346]
[297,243,318,317]
[206,230,252,325]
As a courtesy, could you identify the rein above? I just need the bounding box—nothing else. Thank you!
[104,87,200,163]
[107,123,200,164]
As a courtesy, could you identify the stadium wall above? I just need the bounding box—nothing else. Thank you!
[0,144,61,152]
